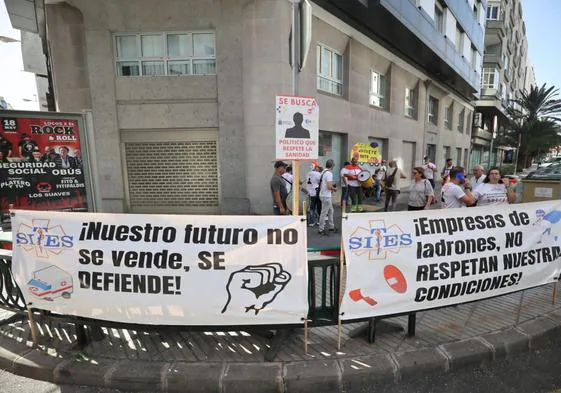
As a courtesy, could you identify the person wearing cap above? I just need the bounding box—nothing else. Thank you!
[18,133,38,159]
[271,161,289,215]
[27,147,43,163]
[422,156,437,189]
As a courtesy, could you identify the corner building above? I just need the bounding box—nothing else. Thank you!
[7,0,485,214]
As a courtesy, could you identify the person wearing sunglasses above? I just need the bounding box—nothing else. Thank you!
[441,167,475,209]
[472,167,516,206]
[408,167,434,211]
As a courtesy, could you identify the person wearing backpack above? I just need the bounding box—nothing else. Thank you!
[407,167,434,210]
[384,159,407,212]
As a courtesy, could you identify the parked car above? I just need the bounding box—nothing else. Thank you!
[538,156,561,168]
[524,162,561,180]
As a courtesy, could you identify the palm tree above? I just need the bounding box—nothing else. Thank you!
[505,84,561,169]
[509,83,561,122]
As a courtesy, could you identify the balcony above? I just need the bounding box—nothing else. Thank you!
[484,53,503,68]
[486,19,506,38]
[480,88,501,99]
[472,127,493,141]
[312,0,479,98]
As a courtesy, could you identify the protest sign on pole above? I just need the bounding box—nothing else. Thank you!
[275,95,319,161]
[340,201,561,320]
[11,210,308,326]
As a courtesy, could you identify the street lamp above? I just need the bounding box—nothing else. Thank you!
[0,36,19,43]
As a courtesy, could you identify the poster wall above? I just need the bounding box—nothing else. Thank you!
[12,210,308,326]
[275,95,319,160]
[341,202,561,320]
[0,114,87,212]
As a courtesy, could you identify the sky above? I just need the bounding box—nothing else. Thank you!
[0,0,559,110]
[522,0,561,90]
[0,0,38,110]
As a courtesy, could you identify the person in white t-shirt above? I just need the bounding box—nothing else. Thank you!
[340,161,350,210]
[282,165,294,194]
[374,160,387,203]
[305,164,322,226]
[441,167,475,209]
[422,156,437,189]
[469,165,486,190]
[472,167,516,206]
[441,158,454,184]
[318,159,337,236]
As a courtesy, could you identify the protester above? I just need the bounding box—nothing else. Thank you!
[318,159,337,236]
[384,159,407,212]
[472,167,516,206]
[441,158,454,183]
[422,156,437,189]
[282,165,294,195]
[441,167,474,208]
[374,160,387,203]
[407,167,434,211]
[340,161,350,211]
[470,165,486,189]
[270,161,288,215]
[305,163,321,226]
[342,154,364,212]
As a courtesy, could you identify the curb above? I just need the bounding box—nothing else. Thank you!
[1,313,561,392]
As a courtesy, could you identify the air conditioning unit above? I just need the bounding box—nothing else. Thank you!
[474,112,483,128]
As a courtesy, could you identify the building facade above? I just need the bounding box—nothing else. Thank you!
[7,0,484,215]
[472,0,533,169]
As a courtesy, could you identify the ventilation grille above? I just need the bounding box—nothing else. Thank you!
[125,141,219,208]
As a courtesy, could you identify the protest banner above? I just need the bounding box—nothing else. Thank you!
[340,201,561,320]
[0,113,89,213]
[275,95,319,160]
[11,210,308,325]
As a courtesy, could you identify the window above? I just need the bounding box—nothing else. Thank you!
[115,32,216,76]
[458,108,465,133]
[370,71,387,108]
[434,4,444,33]
[471,47,477,68]
[428,96,439,125]
[443,146,451,164]
[317,44,343,96]
[487,5,500,20]
[481,68,500,89]
[455,26,464,51]
[456,148,462,166]
[445,103,453,130]
[404,87,417,119]
[466,111,472,134]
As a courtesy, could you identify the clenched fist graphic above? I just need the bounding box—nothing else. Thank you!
[221,263,292,315]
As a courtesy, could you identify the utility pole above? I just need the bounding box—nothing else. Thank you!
[289,0,312,216]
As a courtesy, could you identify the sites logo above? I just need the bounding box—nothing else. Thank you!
[348,219,412,260]
[15,219,74,258]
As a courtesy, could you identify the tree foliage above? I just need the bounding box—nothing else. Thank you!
[502,84,561,169]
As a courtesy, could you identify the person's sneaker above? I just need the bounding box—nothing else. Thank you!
[318,229,329,236]
[329,227,339,233]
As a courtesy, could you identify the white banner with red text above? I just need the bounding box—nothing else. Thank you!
[11,210,308,325]
[340,201,561,320]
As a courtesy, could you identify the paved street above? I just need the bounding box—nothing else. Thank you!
[359,337,561,393]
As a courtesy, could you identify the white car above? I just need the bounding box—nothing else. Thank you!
[539,157,561,168]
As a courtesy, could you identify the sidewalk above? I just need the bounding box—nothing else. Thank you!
[2,284,561,392]
[3,187,561,392]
